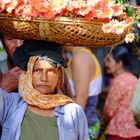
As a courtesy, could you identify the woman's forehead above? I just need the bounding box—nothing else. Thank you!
[34,59,54,69]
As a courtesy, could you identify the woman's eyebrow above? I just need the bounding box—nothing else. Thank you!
[47,67,57,71]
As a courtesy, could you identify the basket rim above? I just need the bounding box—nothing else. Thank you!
[0,13,110,24]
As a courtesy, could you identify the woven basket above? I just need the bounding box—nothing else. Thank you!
[0,14,126,47]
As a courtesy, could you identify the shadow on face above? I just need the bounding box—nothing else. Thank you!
[32,59,59,95]
[104,53,118,75]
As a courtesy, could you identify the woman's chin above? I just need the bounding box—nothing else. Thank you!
[37,89,53,95]
[35,88,47,94]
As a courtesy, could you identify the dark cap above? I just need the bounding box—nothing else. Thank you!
[13,40,67,70]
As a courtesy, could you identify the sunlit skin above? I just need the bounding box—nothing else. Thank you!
[65,47,96,109]
[32,59,59,95]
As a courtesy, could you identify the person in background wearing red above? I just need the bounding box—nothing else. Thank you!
[102,46,140,140]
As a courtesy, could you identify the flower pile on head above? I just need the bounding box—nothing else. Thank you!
[0,0,139,43]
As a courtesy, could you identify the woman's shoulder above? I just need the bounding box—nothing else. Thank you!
[63,103,86,118]
[114,72,137,83]
[119,72,137,79]
[64,102,82,109]
[111,72,138,91]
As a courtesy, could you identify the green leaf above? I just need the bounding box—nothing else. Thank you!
[115,0,126,4]
[134,19,140,26]
[125,6,136,17]
[135,35,140,43]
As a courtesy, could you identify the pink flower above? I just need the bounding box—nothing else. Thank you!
[125,17,134,25]
[50,0,68,14]
[87,0,100,7]
[106,0,115,7]
[15,4,25,16]
[42,7,56,19]
[123,17,134,30]
[113,4,124,16]
[85,10,96,20]
[95,10,103,19]
[102,23,113,33]
[125,33,135,43]
[21,4,32,19]
[113,22,125,34]
[103,8,114,19]
[78,6,90,16]
[1,0,11,4]
[6,0,19,13]
[67,0,86,12]
[102,20,125,34]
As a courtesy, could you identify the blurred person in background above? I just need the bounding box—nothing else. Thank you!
[131,46,140,128]
[101,46,140,140]
[65,46,103,140]
[0,34,23,92]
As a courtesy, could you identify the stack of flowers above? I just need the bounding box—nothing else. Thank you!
[0,0,139,44]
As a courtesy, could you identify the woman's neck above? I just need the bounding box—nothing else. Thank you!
[114,67,126,77]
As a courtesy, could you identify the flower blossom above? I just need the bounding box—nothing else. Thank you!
[102,20,125,34]
[113,4,125,17]
[102,8,114,19]
[87,0,100,7]
[125,33,135,43]
[113,22,125,34]
[0,0,139,44]
[102,23,113,33]
[6,0,19,13]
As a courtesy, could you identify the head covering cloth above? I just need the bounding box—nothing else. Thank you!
[13,40,73,109]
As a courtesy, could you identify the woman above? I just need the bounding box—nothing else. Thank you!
[102,46,140,140]
[0,40,89,140]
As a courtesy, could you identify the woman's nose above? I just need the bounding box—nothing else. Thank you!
[41,70,48,81]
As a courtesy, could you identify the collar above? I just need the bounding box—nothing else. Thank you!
[54,106,64,117]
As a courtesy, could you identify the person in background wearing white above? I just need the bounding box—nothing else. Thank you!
[65,46,103,140]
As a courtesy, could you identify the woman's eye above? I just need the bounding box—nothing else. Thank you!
[48,68,56,72]
[49,69,54,72]
[47,70,54,74]
[33,69,40,73]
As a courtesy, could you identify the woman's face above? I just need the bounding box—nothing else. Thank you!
[3,35,23,59]
[104,53,119,75]
[32,59,59,95]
